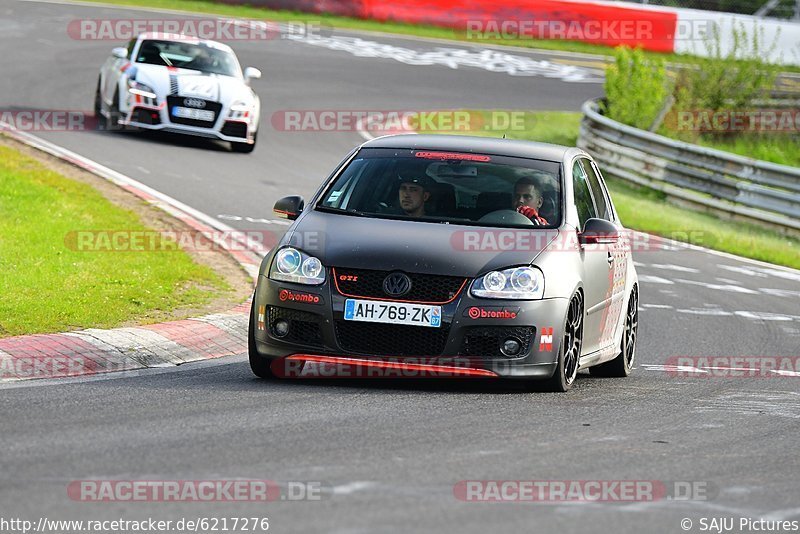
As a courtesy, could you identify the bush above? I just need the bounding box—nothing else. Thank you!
[603,47,671,130]
[602,23,797,166]
[669,22,780,141]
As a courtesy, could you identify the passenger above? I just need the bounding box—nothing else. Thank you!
[512,176,549,226]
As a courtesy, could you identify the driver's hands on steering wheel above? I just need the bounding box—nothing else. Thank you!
[516,205,548,226]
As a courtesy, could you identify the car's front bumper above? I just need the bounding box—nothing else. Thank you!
[251,275,570,380]
[119,104,255,143]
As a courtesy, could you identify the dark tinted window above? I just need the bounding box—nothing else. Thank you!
[590,161,615,220]
[581,158,610,221]
[572,161,597,228]
[317,148,562,228]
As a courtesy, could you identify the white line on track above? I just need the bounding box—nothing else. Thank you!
[637,275,674,285]
[674,278,760,294]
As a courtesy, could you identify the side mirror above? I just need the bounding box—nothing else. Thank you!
[244,67,262,83]
[274,195,304,220]
[579,218,619,245]
[112,47,128,59]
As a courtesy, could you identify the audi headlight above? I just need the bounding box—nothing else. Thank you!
[127,80,157,100]
[269,247,326,285]
[471,266,544,300]
[228,100,253,119]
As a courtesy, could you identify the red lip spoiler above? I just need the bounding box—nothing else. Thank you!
[278,354,498,378]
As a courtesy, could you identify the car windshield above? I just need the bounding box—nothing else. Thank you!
[135,39,241,77]
[316,147,562,228]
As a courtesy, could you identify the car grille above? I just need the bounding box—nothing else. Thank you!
[333,268,467,304]
[334,320,451,356]
[267,306,323,348]
[458,326,536,358]
[166,96,221,127]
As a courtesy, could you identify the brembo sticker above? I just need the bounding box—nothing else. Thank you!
[465,306,519,319]
[279,289,323,305]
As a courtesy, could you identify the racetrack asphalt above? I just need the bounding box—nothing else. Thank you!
[1,1,799,532]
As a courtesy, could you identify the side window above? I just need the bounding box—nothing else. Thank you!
[572,161,597,229]
[581,158,610,221]
[590,161,616,221]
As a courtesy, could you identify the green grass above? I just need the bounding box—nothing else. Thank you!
[692,134,800,168]
[605,178,799,269]
[418,110,800,270]
[417,110,582,146]
[74,0,800,73]
[0,144,228,337]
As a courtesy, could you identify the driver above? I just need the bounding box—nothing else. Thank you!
[513,176,548,226]
[397,173,432,218]
[192,49,214,71]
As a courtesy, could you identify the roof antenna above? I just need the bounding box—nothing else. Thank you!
[502,133,507,139]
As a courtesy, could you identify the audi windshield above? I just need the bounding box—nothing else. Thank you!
[135,39,241,77]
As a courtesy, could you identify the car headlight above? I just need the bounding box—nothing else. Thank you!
[127,80,157,105]
[228,100,253,119]
[471,266,544,300]
[269,247,326,285]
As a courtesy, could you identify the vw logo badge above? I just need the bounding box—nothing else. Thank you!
[183,98,206,109]
[383,272,412,296]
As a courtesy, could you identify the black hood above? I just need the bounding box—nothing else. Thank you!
[284,210,559,278]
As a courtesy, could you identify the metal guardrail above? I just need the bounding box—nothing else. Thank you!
[577,99,800,235]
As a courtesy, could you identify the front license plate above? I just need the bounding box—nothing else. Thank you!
[171,106,215,122]
[344,299,441,328]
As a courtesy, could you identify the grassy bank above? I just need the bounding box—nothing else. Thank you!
[0,143,229,337]
[418,110,800,270]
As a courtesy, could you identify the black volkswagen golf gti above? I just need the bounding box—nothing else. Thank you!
[249,135,639,391]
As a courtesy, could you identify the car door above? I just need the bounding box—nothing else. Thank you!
[581,158,628,351]
[572,159,613,356]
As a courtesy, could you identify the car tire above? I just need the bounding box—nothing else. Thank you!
[543,291,583,392]
[248,299,274,379]
[589,286,638,378]
[104,87,123,131]
[93,78,105,131]
[231,130,257,153]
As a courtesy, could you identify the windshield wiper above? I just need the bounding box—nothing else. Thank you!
[315,206,368,217]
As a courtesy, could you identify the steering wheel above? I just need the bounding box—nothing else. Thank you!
[477,209,534,225]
